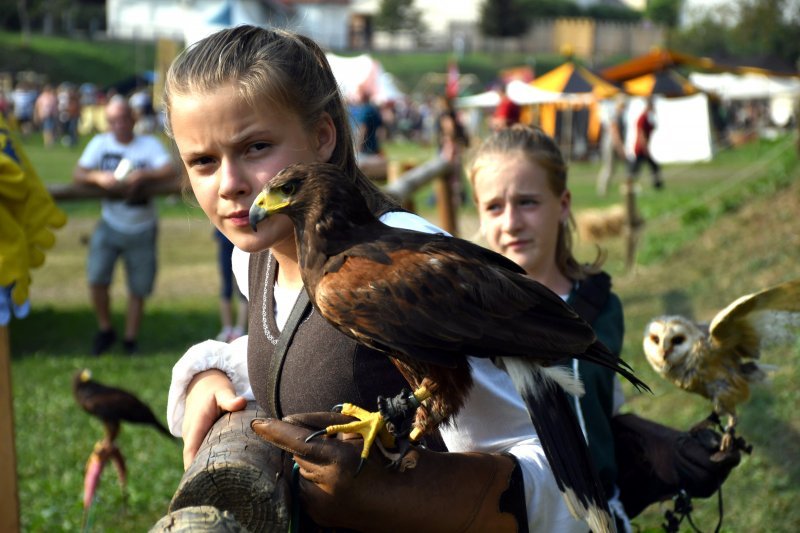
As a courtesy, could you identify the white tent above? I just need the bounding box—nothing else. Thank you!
[690,72,800,126]
[456,90,500,109]
[624,94,713,164]
[505,80,572,105]
[456,80,567,109]
[689,72,800,100]
[326,53,404,104]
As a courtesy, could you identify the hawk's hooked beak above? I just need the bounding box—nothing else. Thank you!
[249,188,290,232]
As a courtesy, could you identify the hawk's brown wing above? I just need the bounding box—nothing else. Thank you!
[315,227,600,368]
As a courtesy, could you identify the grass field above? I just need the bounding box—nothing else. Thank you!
[8,130,800,531]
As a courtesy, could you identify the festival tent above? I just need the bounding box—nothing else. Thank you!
[456,80,568,109]
[689,72,800,100]
[601,48,717,83]
[455,81,567,139]
[531,62,619,158]
[689,71,800,127]
[534,61,619,99]
[622,94,714,164]
[624,70,699,98]
[325,53,404,104]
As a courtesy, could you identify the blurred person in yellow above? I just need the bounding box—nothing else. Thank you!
[0,113,67,325]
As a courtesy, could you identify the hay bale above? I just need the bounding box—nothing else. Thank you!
[576,204,627,243]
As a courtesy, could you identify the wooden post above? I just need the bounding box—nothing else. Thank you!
[0,326,20,533]
[623,176,642,271]
[161,403,290,532]
[435,172,458,236]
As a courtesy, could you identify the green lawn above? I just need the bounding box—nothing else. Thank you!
[8,130,800,531]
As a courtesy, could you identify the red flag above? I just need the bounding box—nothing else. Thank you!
[446,60,460,98]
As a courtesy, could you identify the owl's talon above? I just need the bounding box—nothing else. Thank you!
[332,404,344,413]
[305,428,328,443]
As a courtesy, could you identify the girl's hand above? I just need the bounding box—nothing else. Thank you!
[182,369,248,469]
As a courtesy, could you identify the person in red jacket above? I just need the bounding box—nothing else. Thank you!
[629,97,664,190]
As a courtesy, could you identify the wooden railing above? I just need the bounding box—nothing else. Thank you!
[47,156,461,235]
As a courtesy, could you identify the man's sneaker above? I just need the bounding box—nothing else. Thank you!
[228,326,245,342]
[92,329,116,356]
[123,339,138,355]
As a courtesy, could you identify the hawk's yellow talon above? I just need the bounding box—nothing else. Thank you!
[323,403,389,462]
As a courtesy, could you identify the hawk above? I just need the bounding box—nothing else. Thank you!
[73,368,174,515]
[73,368,172,444]
[249,162,650,532]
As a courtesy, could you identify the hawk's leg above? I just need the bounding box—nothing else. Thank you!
[377,387,431,468]
[306,386,431,474]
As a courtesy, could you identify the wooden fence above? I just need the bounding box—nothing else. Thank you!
[46,156,460,235]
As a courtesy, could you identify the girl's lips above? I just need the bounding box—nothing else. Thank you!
[505,240,529,251]
[227,210,251,227]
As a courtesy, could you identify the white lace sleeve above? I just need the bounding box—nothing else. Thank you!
[166,335,253,436]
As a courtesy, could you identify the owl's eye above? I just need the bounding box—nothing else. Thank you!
[649,334,660,344]
[672,335,686,346]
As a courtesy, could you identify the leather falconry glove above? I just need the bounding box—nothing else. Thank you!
[252,412,523,533]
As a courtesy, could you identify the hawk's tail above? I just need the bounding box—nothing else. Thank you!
[499,358,615,533]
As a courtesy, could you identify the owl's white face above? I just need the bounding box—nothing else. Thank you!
[643,316,699,375]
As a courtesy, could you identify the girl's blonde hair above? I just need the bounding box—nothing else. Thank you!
[163,25,398,215]
[468,124,603,280]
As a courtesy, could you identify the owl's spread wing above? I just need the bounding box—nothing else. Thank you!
[708,278,800,361]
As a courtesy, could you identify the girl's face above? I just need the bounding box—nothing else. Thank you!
[472,152,570,277]
[170,84,336,255]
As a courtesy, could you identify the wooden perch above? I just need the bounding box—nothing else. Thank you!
[47,178,184,201]
[154,403,290,532]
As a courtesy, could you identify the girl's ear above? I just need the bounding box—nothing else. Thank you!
[314,112,337,162]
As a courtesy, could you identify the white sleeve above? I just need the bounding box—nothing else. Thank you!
[439,358,585,531]
[77,134,104,168]
[143,135,173,168]
[166,335,253,436]
[232,246,250,300]
[511,443,587,532]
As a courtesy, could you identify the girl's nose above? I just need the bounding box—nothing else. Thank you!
[501,205,521,233]
[218,159,250,198]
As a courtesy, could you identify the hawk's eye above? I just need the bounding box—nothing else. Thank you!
[280,182,296,196]
[672,335,686,346]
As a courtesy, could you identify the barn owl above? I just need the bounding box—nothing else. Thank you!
[643,278,800,451]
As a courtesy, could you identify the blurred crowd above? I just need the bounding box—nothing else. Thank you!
[0,76,160,147]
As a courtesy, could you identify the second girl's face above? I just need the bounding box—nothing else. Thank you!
[170,83,335,255]
[472,152,569,277]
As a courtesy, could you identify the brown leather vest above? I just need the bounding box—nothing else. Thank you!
[246,251,407,418]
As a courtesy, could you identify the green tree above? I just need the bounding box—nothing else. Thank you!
[375,0,424,35]
[732,0,800,66]
[646,0,684,46]
[674,0,800,68]
[479,0,528,37]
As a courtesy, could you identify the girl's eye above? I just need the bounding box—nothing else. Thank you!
[248,142,271,154]
[188,155,215,168]
[484,203,502,214]
[519,198,538,207]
